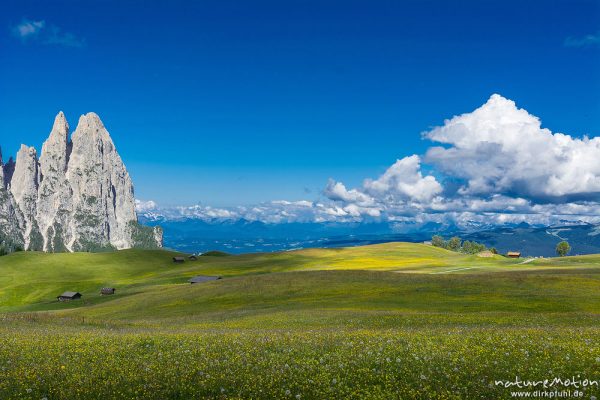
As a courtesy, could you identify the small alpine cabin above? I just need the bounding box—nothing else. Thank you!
[506,251,521,258]
[173,257,185,263]
[100,288,116,295]
[57,291,82,302]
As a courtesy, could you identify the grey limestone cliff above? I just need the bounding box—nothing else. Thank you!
[0,112,162,252]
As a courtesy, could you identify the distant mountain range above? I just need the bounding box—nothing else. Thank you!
[462,222,600,257]
[138,213,600,257]
[138,216,429,254]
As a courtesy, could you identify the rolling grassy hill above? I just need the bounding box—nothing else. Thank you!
[0,242,598,319]
[1,243,599,399]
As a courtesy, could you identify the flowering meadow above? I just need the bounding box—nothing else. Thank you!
[0,316,599,400]
[1,245,600,399]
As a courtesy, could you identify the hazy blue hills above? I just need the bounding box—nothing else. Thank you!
[463,222,600,257]
[138,215,600,256]
[138,217,431,254]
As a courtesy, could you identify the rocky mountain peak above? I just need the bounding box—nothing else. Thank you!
[73,112,106,136]
[11,144,39,201]
[41,112,70,172]
[51,111,69,137]
[38,112,72,251]
[10,145,41,249]
[0,112,162,252]
[0,147,23,251]
[66,112,137,250]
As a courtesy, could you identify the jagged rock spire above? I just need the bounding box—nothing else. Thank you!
[37,111,72,251]
[0,146,24,249]
[11,145,39,207]
[10,144,42,249]
[40,111,70,172]
[65,112,137,250]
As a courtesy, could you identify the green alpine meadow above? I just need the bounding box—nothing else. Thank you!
[3,1,599,398]
[1,243,599,399]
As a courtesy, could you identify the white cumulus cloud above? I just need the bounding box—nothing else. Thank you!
[363,155,442,203]
[321,155,442,219]
[424,94,600,201]
[135,199,158,212]
[324,180,375,206]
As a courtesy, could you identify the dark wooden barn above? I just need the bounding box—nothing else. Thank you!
[57,291,82,302]
[173,257,185,263]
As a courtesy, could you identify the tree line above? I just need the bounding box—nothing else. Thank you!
[431,235,495,255]
[431,235,572,257]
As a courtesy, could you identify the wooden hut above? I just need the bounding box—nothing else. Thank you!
[57,291,82,302]
[172,257,185,263]
[506,251,521,258]
[188,255,198,261]
[100,287,116,295]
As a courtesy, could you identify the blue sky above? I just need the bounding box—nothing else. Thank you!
[1,0,599,208]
